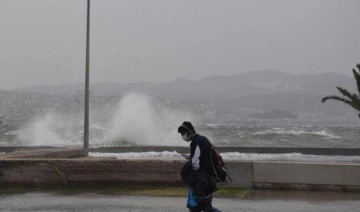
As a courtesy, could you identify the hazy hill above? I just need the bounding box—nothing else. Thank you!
[11,70,357,119]
[249,109,299,119]
[15,70,354,96]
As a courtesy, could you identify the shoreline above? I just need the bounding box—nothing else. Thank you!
[1,148,360,192]
[0,185,246,198]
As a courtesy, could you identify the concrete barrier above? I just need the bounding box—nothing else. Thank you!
[1,148,86,159]
[1,148,359,191]
[0,158,184,187]
[91,146,360,156]
[2,146,360,156]
[1,157,359,191]
[253,161,360,191]
[225,161,253,188]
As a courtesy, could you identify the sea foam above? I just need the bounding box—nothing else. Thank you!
[89,151,360,163]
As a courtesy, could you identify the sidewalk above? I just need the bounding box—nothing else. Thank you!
[1,190,359,212]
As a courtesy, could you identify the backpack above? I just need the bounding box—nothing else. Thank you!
[180,159,217,195]
[210,143,232,183]
[180,160,193,186]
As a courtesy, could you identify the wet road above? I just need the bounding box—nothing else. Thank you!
[1,190,359,212]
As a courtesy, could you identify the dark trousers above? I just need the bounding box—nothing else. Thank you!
[189,196,221,212]
[189,169,220,212]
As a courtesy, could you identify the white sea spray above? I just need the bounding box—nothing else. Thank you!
[89,151,360,163]
[16,93,195,147]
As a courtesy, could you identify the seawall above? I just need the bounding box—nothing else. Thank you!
[0,148,359,191]
[2,146,360,156]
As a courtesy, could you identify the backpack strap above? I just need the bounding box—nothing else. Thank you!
[208,140,233,182]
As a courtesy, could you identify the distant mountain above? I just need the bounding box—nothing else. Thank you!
[249,109,298,119]
[15,70,354,97]
[12,70,357,119]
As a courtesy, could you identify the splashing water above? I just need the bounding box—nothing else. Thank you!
[104,93,194,146]
[18,113,71,146]
[105,94,157,145]
[16,93,195,147]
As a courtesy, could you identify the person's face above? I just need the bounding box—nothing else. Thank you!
[181,131,191,142]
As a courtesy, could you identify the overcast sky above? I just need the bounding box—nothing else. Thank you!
[0,0,359,90]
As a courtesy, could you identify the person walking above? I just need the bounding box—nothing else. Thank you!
[178,121,221,212]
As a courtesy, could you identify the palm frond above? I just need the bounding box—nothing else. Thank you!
[352,67,360,95]
[321,95,351,104]
[321,63,360,115]
[322,95,360,112]
[336,87,353,99]
[350,94,360,111]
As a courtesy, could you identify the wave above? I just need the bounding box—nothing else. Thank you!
[90,151,181,159]
[252,128,341,139]
[3,131,20,136]
[204,124,224,127]
[89,151,360,163]
[222,152,360,163]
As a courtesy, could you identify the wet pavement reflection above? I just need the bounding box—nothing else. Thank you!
[0,190,359,212]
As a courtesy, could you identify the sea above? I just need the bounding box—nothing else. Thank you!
[1,120,359,162]
[198,122,360,148]
[1,121,359,148]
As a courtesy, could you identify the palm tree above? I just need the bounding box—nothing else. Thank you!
[321,64,360,117]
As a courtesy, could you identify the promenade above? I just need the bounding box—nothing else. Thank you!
[1,147,360,211]
[1,190,359,212]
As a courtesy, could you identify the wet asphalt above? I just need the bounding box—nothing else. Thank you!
[0,190,359,212]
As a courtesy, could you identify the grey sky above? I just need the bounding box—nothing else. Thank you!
[0,0,359,90]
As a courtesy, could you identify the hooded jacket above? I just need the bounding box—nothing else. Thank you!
[190,134,215,177]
